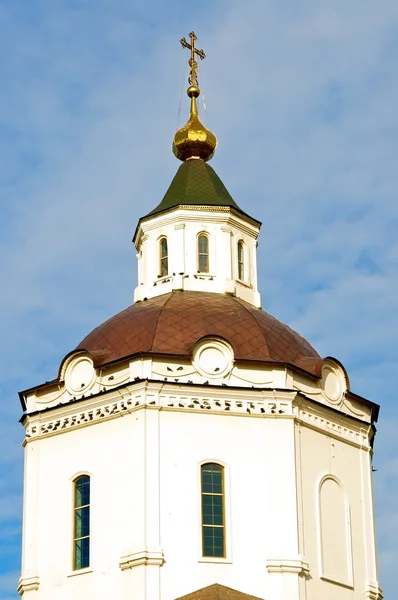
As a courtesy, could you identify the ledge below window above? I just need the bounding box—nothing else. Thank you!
[67,567,93,578]
[236,278,252,289]
[198,556,232,564]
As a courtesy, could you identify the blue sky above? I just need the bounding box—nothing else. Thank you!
[0,1,397,598]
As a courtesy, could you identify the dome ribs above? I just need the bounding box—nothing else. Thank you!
[75,291,320,372]
[239,301,320,364]
[76,294,171,360]
[152,292,269,359]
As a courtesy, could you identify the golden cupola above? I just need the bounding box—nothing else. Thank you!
[172,32,217,162]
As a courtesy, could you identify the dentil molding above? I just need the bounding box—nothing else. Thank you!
[22,382,370,450]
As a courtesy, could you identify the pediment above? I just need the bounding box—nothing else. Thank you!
[175,583,264,600]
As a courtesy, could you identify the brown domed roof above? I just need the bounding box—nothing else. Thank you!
[76,292,321,375]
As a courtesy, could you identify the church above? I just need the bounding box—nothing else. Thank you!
[17,33,383,600]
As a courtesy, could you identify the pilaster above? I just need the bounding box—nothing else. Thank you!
[19,441,40,593]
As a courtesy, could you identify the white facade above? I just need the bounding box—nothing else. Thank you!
[18,106,381,600]
[19,342,383,600]
[133,205,262,308]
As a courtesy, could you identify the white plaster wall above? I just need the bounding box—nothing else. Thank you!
[296,423,378,600]
[133,208,261,307]
[20,375,379,600]
[158,410,298,600]
[21,396,302,600]
[24,414,145,600]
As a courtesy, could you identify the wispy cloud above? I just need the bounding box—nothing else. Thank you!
[0,1,397,598]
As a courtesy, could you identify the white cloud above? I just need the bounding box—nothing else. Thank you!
[0,0,397,596]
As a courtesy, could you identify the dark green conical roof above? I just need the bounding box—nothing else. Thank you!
[147,158,244,217]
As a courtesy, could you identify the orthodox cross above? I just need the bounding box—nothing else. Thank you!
[180,31,206,87]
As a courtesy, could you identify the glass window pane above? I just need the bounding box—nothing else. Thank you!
[75,476,90,507]
[199,254,208,273]
[202,465,222,491]
[198,236,209,273]
[75,507,90,538]
[74,537,90,570]
[201,464,225,557]
[199,236,208,253]
[238,242,244,280]
[160,239,168,276]
[202,526,224,557]
[160,238,167,258]
[75,477,90,504]
[74,476,90,570]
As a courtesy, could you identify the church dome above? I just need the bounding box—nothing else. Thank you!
[76,291,321,374]
[172,85,217,162]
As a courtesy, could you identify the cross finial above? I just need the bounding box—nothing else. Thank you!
[180,31,206,88]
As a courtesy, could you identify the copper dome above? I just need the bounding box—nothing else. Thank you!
[76,292,321,375]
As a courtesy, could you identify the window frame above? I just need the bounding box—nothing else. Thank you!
[72,474,91,571]
[198,461,232,562]
[159,236,168,277]
[197,233,210,274]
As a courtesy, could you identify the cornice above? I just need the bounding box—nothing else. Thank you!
[366,583,384,600]
[21,381,371,449]
[138,209,259,240]
[119,549,165,570]
[266,557,310,575]
[294,395,371,449]
[23,383,295,442]
[17,575,40,594]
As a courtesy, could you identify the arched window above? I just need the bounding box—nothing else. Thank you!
[319,476,353,585]
[198,234,209,273]
[237,241,244,280]
[201,463,225,557]
[159,237,168,276]
[73,475,90,570]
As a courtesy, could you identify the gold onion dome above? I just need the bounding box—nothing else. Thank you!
[172,32,217,162]
[172,85,217,162]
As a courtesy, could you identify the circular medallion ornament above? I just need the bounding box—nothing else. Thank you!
[65,355,96,396]
[321,362,345,404]
[192,337,234,379]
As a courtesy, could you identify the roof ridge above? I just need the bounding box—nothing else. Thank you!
[144,159,243,218]
[233,297,271,357]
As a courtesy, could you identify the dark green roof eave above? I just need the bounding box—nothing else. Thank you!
[133,159,261,242]
[133,203,261,243]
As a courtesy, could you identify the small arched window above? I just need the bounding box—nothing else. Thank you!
[237,241,244,281]
[201,463,225,557]
[73,475,90,570]
[198,234,209,273]
[159,237,168,276]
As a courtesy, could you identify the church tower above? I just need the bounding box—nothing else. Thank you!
[18,32,382,600]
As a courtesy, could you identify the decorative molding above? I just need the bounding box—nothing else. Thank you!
[24,387,295,442]
[67,567,93,578]
[17,575,40,595]
[140,208,260,238]
[119,549,165,570]
[321,360,346,404]
[192,337,234,379]
[23,381,370,450]
[294,403,370,449]
[366,582,384,600]
[320,575,354,590]
[266,557,310,575]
